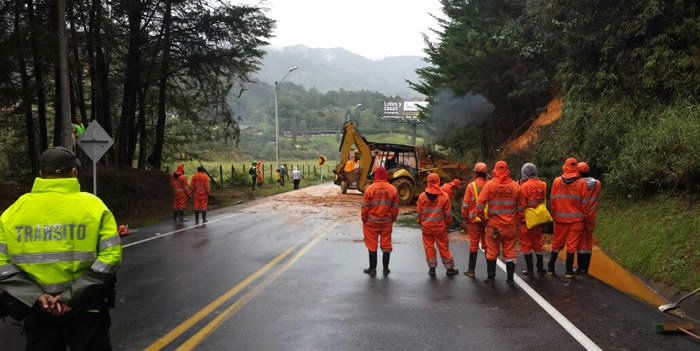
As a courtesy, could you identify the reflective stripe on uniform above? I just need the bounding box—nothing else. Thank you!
[527,200,542,206]
[582,197,598,203]
[0,263,21,277]
[577,249,592,254]
[368,216,392,222]
[42,281,73,294]
[11,251,96,264]
[91,259,119,274]
[589,205,598,210]
[476,204,485,209]
[468,213,476,219]
[555,212,583,218]
[551,194,581,200]
[361,203,370,208]
[98,235,121,252]
[421,208,443,213]
[174,189,186,193]
[462,202,469,208]
[488,200,516,205]
[488,209,515,215]
[517,207,526,212]
[422,216,445,221]
[370,200,393,206]
[504,258,516,263]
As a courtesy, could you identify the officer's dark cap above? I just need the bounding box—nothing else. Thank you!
[39,147,77,176]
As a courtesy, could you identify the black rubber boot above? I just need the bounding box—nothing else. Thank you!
[202,211,207,223]
[522,254,534,275]
[428,267,436,277]
[565,252,576,278]
[548,251,558,275]
[536,254,546,273]
[195,211,200,224]
[506,262,516,286]
[382,252,391,275]
[363,251,377,276]
[173,211,178,221]
[484,259,496,284]
[577,253,590,275]
[464,252,477,277]
[584,253,591,272]
[178,210,185,222]
[446,267,459,276]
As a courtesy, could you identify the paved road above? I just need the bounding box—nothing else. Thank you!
[1,184,697,350]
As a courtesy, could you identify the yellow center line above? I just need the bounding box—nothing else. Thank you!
[143,240,303,351]
[175,224,336,351]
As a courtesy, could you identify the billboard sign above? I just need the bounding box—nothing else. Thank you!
[382,100,427,122]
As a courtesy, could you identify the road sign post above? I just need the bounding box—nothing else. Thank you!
[318,156,327,181]
[77,121,114,195]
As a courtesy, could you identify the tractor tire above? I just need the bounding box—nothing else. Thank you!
[392,177,415,205]
[341,181,349,194]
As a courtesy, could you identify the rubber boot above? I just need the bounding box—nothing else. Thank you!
[548,251,558,275]
[578,253,590,275]
[382,252,391,275]
[484,259,496,284]
[178,210,185,222]
[363,251,377,276]
[428,267,436,277]
[446,267,459,276]
[464,252,477,277]
[522,254,534,275]
[173,211,178,221]
[536,254,546,274]
[202,211,208,223]
[195,211,200,224]
[506,262,516,286]
[565,252,576,278]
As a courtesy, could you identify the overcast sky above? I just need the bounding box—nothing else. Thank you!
[235,0,444,60]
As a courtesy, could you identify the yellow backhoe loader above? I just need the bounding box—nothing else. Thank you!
[332,121,450,205]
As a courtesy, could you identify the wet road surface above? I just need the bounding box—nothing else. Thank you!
[1,184,697,350]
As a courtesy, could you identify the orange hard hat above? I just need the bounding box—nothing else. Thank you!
[176,163,185,175]
[118,225,128,235]
[426,173,442,195]
[562,157,579,178]
[493,160,509,178]
[474,162,487,173]
[577,161,590,173]
[452,179,462,187]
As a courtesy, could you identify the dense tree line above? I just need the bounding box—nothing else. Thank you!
[0,0,272,179]
[415,0,699,194]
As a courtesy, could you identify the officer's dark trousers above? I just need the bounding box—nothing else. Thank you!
[24,306,112,351]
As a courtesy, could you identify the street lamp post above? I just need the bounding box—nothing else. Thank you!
[274,66,298,169]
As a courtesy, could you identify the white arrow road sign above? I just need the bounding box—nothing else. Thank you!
[77,121,114,194]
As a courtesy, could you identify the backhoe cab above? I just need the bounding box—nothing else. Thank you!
[332,121,450,205]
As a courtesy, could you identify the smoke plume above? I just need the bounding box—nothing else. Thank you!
[428,89,495,138]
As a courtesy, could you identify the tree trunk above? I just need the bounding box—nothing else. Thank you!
[85,0,96,122]
[118,0,142,167]
[151,0,173,170]
[27,0,48,152]
[68,4,87,124]
[57,0,73,149]
[16,0,38,175]
[136,87,148,169]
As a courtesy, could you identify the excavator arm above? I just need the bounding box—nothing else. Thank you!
[333,121,373,192]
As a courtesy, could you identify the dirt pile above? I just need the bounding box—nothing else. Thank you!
[417,147,470,181]
[500,96,562,157]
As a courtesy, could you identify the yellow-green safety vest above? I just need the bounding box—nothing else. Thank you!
[0,177,122,305]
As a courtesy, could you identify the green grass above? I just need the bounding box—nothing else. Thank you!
[595,195,699,291]
[396,213,421,228]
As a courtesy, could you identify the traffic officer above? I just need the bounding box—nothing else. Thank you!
[191,166,211,224]
[476,160,522,286]
[169,163,189,221]
[549,157,588,278]
[576,161,601,274]
[0,147,122,350]
[518,163,548,275]
[360,167,399,276]
[417,173,458,277]
[462,162,489,277]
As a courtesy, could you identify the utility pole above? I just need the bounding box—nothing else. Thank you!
[57,0,72,148]
[273,66,298,170]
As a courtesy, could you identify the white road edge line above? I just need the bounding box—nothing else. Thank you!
[123,213,242,248]
[495,258,603,351]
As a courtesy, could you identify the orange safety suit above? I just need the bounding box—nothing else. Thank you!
[518,178,547,255]
[255,161,263,185]
[190,171,211,210]
[550,174,588,254]
[417,174,454,269]
[476,165,522,262]
[580,177,601,254]
[170,172,189,210]
[344,160,356,172]
[361,167,399,253]
[462,177,489,253]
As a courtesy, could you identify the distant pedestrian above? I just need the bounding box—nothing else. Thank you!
[417,173,458,277]
[476,161,521,286]
[249,162,258,190]
[281,164,289,186]
[361,167,399,276]
[462,162,489,277]
[191,166,211,224]
[255,160,263,187]
[292,166,302,189]
[576,161,601,275]
[169,163,190,222]
[518,163,548,275]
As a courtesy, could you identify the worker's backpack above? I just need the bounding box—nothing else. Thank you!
[248,167,256,176]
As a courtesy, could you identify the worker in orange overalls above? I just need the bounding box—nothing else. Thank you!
[518,163,548,275]
[417,173,458,277]
[191,166,211,224]
[576,161,601,275]
[440,179,461,200]
[361,167,399,276]
[549,157,588,278]
[476,160,522,286]
[463,162,489,277]
[255,160,263,187]
[169,163,190,222]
